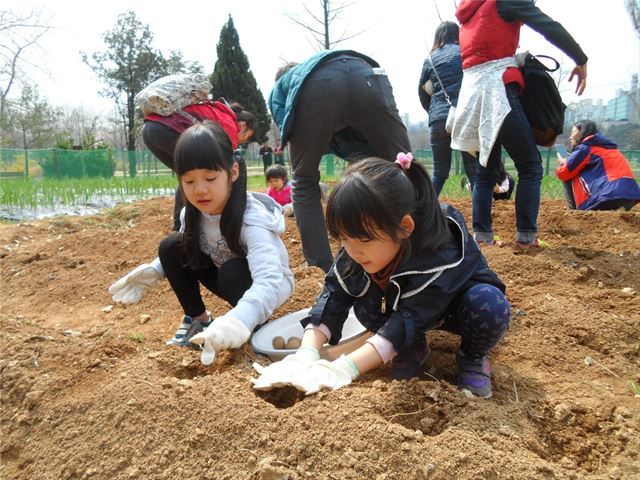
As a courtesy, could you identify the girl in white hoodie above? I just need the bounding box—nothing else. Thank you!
[109,121,294,365]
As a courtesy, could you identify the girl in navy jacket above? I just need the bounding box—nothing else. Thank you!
[253,155,510,398]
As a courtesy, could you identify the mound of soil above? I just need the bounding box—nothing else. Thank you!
[1,197,639,480]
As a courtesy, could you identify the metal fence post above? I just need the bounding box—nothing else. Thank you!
[544,148,551,176]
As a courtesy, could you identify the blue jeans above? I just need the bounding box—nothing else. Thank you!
[472,83,543,244]
[430,120,478,196]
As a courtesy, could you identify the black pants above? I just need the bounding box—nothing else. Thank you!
[158,232,253,318]
[288,56,411,272]
[493,174,516,201]
[142,121,184,231]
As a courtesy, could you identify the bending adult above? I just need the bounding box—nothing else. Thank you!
[269,49,412,272]
[556,120,640,211]
[419,21,477,196]
[142,100,256,230]
[451,0,588,248]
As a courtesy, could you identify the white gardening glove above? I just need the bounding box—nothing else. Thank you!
[251,346,320,391]
[290,356,359,395]
[109,262,163,304]
[281,203,294,217]
[189,316,251,365]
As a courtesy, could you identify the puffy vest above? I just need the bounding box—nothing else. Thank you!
[456,0,522,69]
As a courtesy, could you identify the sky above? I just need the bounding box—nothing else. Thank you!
[4,0,640,124]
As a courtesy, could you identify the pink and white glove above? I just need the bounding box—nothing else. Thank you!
[290,356,359,395]
[108,262,163,304]
[251,346,320,391]
[189,316,251,365]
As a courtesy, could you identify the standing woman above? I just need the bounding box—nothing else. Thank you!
[419,21,477,196]
[556,120,640,211]
[451,0,588,248]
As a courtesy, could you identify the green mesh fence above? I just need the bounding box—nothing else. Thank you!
[1,147,638,180]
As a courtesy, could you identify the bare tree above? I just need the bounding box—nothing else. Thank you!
[285,0,365,50]
[0,9,51,130]
[58,106,104,149]
[551,58,570,90]
[626,0,640,36]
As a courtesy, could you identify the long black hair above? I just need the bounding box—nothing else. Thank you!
[174,121,248,268]
[229,102,257,143]
[326,157,448,265]
[229,102,256,129]
[431,21,459,52]
[573,120,598,144]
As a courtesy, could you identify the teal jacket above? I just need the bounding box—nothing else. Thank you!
[268,50,378,146]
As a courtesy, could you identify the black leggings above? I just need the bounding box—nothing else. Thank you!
[142,121,184,231]
[158,232,252,318]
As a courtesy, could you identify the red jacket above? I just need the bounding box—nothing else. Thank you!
[145,101,240,148]
[456,0,522,70]
[267,183,292,207]
[556,134,640,210]
[455,0,588,88]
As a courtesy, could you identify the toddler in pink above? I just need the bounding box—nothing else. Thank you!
[265,164,293,216]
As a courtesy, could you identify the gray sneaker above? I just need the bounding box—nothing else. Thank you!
[166,315,211,348]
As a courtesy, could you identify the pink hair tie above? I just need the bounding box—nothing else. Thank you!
[395,152,413,170]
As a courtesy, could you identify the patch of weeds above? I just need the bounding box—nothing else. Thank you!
[107,205,140,218]
[128,332,145,343]
[630,381,640,396]
[81,218,99,226]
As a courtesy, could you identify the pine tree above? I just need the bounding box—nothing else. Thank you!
[210,15,270,144]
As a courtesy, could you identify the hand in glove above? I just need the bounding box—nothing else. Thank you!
[251,346,320,391]
[290,356,359,395]
[189,316,251,365]
[281,203,294,217]
[109,262,163,304]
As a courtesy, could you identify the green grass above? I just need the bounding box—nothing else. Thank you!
[128,333,145,343]
[0,170,567,211]
[433,174,566,200]
[0,176,177,209]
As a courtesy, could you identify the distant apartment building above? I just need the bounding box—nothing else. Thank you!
[565,74,639,125]
[565,98,607,125]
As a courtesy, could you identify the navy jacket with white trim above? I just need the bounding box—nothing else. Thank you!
[301,204,505,353]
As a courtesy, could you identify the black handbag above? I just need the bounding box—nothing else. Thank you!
[518,53,566,147]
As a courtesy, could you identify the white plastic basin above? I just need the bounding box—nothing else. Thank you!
[251,308,370,361]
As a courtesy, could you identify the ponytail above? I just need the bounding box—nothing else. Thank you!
[404,160,448,254]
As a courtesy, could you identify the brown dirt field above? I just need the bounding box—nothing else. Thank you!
[1,196,639,480]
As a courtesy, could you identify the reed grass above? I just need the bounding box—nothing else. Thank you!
[0,170,566,211]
